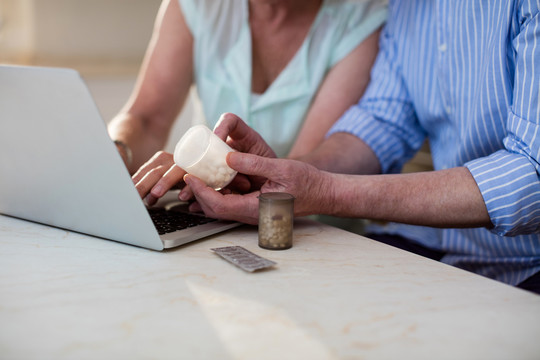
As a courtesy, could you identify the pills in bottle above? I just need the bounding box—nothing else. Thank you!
[173,125,237,190]
[258,192,295,250]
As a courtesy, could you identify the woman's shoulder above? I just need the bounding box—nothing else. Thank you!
[179,0,245,22]
[313,0,388,67]
[179,0,246,39]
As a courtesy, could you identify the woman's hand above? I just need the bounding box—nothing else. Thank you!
[132,151,185,206]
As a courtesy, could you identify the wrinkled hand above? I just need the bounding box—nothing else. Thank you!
[213,113,277,192]
[185,152,334,224]
[132,151,186,206]
[214,113,276,158]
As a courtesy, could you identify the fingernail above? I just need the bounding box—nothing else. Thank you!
[226,152,235,164]
[151,185,163,196]
[179,191,189,201]
[145,194,156,206]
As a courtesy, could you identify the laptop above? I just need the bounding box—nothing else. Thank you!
[0,65,241,250]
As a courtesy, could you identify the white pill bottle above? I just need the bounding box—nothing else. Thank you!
[173,125,237,190]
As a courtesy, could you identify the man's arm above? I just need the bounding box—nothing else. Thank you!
[299,132,381,175]
[327,167,491,228]
[184,149,491,227]
[185,116,491,227]
[301,132,491,227]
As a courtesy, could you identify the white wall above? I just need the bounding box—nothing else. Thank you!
[0,0,161,66]
[0,0,201,152]
[0,0,34,63]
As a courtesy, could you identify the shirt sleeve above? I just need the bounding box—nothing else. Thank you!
[465,3,540,236]
[178,0,201,37]
[328,9,426,174]
[329,0,388,67]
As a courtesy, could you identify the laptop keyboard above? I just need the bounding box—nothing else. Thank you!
[148,208,217,235]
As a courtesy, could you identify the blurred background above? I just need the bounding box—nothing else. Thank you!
[0,0,201,152]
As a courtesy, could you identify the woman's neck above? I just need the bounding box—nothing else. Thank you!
[248,0,323,94]
[248,0,322,28]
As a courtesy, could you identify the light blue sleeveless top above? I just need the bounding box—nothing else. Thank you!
[179,0,387,157]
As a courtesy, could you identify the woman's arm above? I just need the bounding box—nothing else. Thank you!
[287,28,381,159]
[108,0,193,174]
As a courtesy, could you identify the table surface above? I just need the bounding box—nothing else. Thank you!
[1,214,539,360]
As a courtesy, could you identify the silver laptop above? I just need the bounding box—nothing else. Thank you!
[0,65,241,250]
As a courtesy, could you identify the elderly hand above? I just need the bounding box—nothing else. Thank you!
[213,113,277,159]
[213,113,277,192]
[184,152,334,224]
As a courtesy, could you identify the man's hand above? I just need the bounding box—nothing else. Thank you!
[185,152,333,224]
[213,113,277,158]
[213,113,278,192]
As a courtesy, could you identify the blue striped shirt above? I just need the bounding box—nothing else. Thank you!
[328,0,540,286]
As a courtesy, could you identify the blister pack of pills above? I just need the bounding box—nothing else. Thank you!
[211,246,277,272]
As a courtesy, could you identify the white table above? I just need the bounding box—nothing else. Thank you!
[1,214,539,359]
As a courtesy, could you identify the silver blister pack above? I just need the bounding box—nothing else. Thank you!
[211,246,277,272]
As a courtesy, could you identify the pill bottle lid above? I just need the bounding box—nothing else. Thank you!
[258,192,295,203]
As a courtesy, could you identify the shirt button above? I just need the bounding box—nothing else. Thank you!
[445,106,452,114]
[439,43,447,52]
